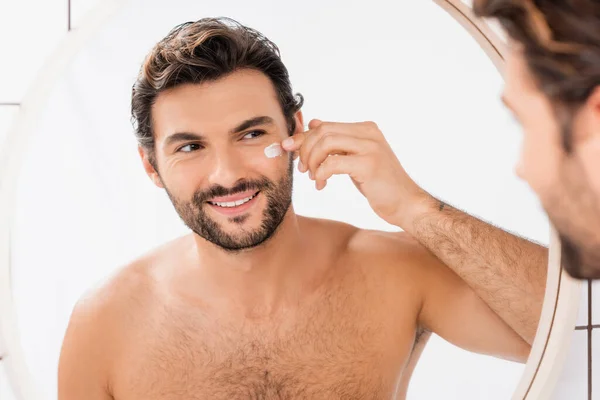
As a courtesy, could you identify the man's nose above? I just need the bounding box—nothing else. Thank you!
[207,150,246,188]
[515,149,526,180]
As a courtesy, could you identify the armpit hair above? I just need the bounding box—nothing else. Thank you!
[414,326,429,346]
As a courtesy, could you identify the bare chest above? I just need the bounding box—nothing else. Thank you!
[111,289,413,400]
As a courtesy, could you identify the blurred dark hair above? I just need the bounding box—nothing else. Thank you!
[131,17,304,168]
[473,0,600,152]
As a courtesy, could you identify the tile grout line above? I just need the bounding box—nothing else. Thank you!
[589,279,592,400]
[576,325,600,330]
[67,0,71,32]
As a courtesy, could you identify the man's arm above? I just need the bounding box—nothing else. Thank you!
[412,233,532,363]
[370,230,530,362]
[58,294,115,400]
[395,190,548,345]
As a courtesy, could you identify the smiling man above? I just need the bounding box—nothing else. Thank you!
[58,17,547,400]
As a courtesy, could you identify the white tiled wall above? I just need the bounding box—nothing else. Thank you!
[0,0,65,102]
[0,107,19,149]
[552,330,588,399]
[0,2,96,399]
[592,330,600,399]
[0,110,20,400]
[592,281,600,326]
[0,362,16,400]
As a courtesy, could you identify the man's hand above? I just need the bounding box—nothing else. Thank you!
[281,119,424,224]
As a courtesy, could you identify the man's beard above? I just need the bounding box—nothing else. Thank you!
[545,155,600,279]
[165,159,293,252]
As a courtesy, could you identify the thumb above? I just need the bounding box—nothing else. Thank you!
[281,131,306,151]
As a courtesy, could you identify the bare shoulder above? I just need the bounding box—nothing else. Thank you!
[73,241,171,319]
[346,228,458,304]
[345,228,440,276]
[305,217,435,312]
[58,235,187,399]
[347,229,421,256]
[301,216,437,275]
[73,258,153,327]
[60,247,159,353]
[69,234,193,334]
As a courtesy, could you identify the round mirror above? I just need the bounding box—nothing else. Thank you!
[0,0,567,399]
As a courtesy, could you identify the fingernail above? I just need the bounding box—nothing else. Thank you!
[282,137,294,148]
[298,160,304,171]
[309,170,314,180]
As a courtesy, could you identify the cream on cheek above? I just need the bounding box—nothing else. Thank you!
[245,143,287,174]
[264,142,283,158]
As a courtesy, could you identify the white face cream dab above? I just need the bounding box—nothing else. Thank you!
[264,142,284,158]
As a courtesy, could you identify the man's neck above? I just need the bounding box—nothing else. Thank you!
[187,209,316,316]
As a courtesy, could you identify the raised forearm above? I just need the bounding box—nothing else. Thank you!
[396,191,548,345]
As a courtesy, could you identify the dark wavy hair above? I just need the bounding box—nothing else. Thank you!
[474,0,600,152]
[131,17,304,168]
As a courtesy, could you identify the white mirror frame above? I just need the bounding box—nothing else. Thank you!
[0,1,582,399]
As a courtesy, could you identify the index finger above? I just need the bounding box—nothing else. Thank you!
[281,129,309,151]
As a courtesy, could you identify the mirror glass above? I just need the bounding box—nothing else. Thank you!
[8,0,549,398]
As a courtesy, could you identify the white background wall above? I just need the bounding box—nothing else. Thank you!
[0,0,589,399]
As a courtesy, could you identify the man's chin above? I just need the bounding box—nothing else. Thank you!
[210,230,273,252]
[560,233,600,279]
[199,217,272,250]
[562,259,600,280]
[211,212,261,229]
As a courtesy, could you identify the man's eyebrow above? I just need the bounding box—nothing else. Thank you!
[229,116,275,134]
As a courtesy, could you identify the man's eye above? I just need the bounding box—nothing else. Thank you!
[242,130,266,140]
[178,143,202,153]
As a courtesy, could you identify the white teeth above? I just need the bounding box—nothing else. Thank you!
[211,193,257,208]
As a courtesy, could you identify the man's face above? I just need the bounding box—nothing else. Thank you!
[503,47,600,278]
[142,69,300,252]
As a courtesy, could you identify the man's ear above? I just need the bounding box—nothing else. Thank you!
[291,111,304,160]
[588,85,600,137]
[294,110,305,134]
[138,145,164,188]
[576,85,600,196]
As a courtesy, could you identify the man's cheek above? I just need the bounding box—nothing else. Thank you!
[245,145,287,172]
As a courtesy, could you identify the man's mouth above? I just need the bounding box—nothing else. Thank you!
[206,190,261,214]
